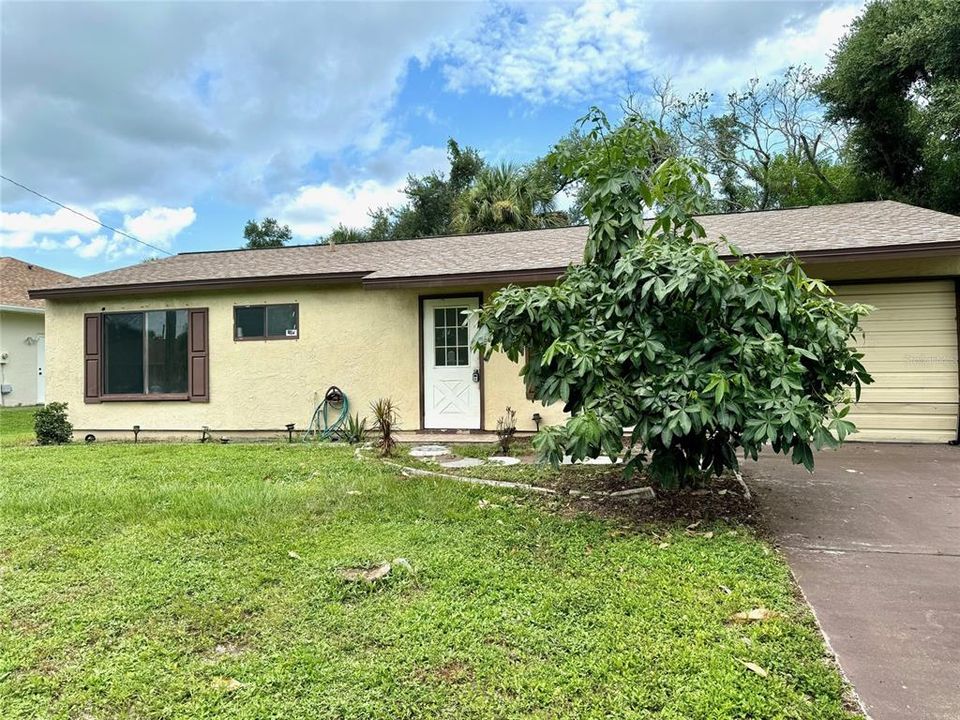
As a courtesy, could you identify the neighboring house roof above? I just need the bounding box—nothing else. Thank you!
[30,201,960,298]
[1,257,76,309]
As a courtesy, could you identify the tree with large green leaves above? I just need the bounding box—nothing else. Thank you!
[243,217,293,249]
[475,109,873,489]
[818,0,960,213]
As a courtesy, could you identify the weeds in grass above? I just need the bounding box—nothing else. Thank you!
[0,442,859,719]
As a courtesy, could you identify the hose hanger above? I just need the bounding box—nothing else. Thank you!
[302,385,349,442]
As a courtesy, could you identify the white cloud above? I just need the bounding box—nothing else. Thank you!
[121,207,196,247]
[0,207,101,249]
[266,143,449,238]
[441,1,863,103]
[0,3,483,210]
[270,180,408,239]
[0,204,195,260]
[666,2,863,94]
[443,1,649,104]
[75,235,109,259]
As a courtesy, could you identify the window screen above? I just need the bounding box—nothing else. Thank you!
[103,309,188,395]
[146,310,188,393]
[103,312,145,394]
[235,304,298,340]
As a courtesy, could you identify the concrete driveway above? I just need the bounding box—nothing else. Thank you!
[745,444,960,720]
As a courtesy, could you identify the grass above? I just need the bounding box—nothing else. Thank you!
[0,434,857,719]
[0,405,37,446]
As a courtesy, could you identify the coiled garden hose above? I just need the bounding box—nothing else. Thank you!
[302,385,349,442]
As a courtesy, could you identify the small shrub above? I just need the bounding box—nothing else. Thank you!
[341,413,369,444]
[34,402,73,445]
[371,398,399,457]
[495,406,517,455]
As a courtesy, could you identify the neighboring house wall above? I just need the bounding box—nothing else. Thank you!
[0,309,45,406]
[44,284,567,436]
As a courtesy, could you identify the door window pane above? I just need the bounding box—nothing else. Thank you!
[433,305,470,367]
[146,310,188,394]
[266,304,298,337]
[235,306,265,339]
[103,313,144,394]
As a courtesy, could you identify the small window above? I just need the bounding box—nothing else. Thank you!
[234,304,299,340]
[434,306,470,367]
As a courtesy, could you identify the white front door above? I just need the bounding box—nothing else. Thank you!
[36,335,45,404]
[422,297,481,429]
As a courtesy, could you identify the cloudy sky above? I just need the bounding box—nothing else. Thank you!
[0,0,863,276]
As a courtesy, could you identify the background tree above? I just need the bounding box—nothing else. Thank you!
[452,163,566,233]
[817,0,960,213]
[244,217,293,249]
[476,109,872,489]
[318,139,484,244]
[323,224,369,244]
[655,67,870,211]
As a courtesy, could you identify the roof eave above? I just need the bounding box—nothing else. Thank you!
[0,303,45,314]
[27,240,960,299]
[742,240,960,263]
[28,271,370,299]
[361,267,570,289]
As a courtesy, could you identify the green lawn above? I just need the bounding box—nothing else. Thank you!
[0,405,37,445]
[0,435,856,718]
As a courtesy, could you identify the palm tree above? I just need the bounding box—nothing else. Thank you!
[452,163,567,234]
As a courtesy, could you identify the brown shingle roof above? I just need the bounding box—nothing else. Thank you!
[30,201,960,298]
[1,257,75,309]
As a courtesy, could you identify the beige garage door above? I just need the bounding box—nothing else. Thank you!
[833,280,958,443]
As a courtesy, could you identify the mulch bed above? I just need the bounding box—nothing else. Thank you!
[543,470,757,527]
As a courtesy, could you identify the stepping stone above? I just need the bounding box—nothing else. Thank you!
[487,456,520,466]
[561,455,620,465]
[440,458,484,468]
[609,486,656,500]
[410,444,450,458]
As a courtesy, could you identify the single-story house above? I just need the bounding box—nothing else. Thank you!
[1,257,75,406]
[29,200,960,444]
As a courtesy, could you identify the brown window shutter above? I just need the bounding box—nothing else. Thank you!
[83,313,102,403]
[188,308,210,402]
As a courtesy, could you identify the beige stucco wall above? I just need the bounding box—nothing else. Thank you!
[41,253,960,441]
[0,309,44,407]
[44,283,565,436]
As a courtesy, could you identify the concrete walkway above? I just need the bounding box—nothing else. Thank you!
[746,444,960,720]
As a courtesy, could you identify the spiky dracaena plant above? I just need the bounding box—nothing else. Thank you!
[370,398,399,457]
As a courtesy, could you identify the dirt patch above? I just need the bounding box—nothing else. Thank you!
[546,472,757,527]
[414,660,474,685]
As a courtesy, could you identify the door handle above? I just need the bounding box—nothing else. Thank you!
[472,368,480,383]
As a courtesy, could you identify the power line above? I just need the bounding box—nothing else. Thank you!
[0,174,175,257]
